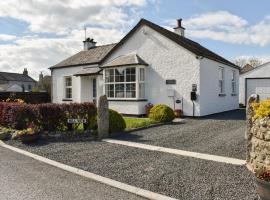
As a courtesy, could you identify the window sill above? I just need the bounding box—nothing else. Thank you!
[231,93,237,96]
[108,99,148,102]
[62,99,73,102]
[218,94,226,97]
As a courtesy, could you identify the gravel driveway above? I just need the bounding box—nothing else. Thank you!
[115,109,247,159]
[5,109,257,200]
[6,140,256,200]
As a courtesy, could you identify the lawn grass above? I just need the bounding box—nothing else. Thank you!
[124,117,154,130]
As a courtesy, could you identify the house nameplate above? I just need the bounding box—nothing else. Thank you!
[67,119,87,124]
[166,80,176,84]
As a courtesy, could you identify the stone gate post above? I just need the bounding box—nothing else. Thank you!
[97,95,109,139]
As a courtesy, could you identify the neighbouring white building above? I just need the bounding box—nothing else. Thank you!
[239,62,270,106]
[50,19,240,116]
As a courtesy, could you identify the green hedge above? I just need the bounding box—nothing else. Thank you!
[109,109,126,133]
[149,104,175,123]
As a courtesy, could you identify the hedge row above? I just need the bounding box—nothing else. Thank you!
[0,102,96,131]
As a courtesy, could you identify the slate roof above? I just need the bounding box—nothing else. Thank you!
[240,64,254,74]
[50,18,239,70]
[101,19,240,70]
[102,54,148,68]
[74,67,102,76]
[0,72,36,82]
[50,43,116,69]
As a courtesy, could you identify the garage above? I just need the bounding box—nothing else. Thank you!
[246,78,270,104]
[239,62,270,106]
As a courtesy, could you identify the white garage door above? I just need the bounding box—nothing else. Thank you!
[246,78,270,102]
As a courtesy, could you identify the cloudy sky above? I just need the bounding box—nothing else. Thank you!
[0,0,270,79]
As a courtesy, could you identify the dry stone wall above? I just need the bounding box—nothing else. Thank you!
[246,95,270,174]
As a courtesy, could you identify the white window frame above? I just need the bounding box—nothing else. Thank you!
[104,66,145,100]
[64,76,72,99]
[218,67,225,95]
[231,70,236,94]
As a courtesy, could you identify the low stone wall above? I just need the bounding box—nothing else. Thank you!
[246,95,270,174]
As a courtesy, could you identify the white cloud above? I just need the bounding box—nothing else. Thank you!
[0,0,154,79]
[167,11,270,47]
[0,34,17,41]
[0,26,124,80]
[0,0,147,33]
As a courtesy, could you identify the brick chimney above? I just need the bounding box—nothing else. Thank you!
[23,68,28,76]
[174,19,185,37]
[83,38,96,51]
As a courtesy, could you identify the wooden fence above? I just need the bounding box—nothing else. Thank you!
[0,92,51,104]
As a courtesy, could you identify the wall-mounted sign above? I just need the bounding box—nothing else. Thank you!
[166,79,176,85]
[175,99,181,104]
[192,84,197,92]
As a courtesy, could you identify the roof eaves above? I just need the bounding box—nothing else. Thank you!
[49,62,100,70]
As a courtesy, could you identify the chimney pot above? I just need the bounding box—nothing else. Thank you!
[177,19,182,28]
[23,68,28,76]
[174,18,185,37]
[83,37,96,50]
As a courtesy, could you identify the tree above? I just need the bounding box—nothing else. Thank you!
[234,57,262,68]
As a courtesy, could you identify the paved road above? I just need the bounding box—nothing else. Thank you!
[0,146,145,200]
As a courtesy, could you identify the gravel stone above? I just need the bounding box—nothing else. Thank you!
[114,109,247,159]
[6,139,257,200]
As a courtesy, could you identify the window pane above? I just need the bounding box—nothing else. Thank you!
[105,69,114,83]
[219,68,224,80]
[115,84,125,98]
[232,71,235,81]
[66,88,72,99]
[126,67,136,82]
[126,83,136,98]
[115,68,125,82]
[139,68,145,81]
[139,83,145,98]
[106,84,114,98]
[66,77,72,87]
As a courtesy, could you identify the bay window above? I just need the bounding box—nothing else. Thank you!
[104,67,145,99]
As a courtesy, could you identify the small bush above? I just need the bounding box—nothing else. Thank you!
[109,109,126,133]
[149,104,175,123]
[252,100,270,119]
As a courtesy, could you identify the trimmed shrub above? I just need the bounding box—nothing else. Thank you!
[109,109,126,133]
[38,103,65,131]
[0,102,97,132]
[149,104,175,123]
[4,103,38,130]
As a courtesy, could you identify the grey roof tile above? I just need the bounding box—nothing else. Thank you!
[102,54,148,68]
[50,43,116,69]
[0,72,36,82]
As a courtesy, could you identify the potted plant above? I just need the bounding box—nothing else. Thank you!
[17,123,40,144]
[174,109,183,118]
[255,169,270,200]
[145,103,153,117]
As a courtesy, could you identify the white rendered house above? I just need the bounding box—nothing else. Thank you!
[50,19,240,116]
[239,62,270,106]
